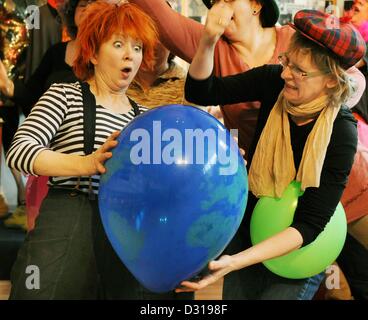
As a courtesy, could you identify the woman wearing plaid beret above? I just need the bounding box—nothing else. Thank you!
[177,8,366,300]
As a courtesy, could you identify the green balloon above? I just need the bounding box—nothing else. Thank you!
[250,181,347,279]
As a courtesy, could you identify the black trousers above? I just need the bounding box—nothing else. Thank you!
[10,188,193,300]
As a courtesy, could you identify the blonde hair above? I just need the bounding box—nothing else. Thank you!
[288,32,354,108]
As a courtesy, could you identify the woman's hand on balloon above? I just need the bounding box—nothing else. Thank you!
[207,106,224,124]
[84,130,120,175]
[232,136,247,166]
[203,2,233,44]
[175,255,235,292]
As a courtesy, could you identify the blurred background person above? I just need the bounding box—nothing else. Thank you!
[126,41,189,108]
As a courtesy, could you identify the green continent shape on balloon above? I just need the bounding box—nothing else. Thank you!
[200,173,246,211]
[186,211,238,260]
[101,146,131,182]
[108,210,144,262]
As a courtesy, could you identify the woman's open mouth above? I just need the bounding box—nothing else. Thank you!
[121,67,132,78]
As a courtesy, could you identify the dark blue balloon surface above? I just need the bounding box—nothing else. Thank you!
[99,105,248,293]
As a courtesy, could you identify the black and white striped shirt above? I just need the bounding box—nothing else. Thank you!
[6,82,146,194]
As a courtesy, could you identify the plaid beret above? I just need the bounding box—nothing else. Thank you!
[289,10,366,69]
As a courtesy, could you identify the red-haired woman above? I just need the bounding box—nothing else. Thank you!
[6,1,191,300]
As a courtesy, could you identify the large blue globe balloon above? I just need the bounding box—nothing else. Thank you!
[99,105,248,293]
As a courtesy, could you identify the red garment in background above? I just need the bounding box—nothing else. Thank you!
[26,176,49,231]
[341,113,368,223]
[48,0,62,9]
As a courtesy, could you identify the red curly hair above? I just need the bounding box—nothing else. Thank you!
[74,1,158,80]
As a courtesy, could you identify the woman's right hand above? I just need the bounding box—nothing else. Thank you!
[204,2,234,44]
[175,255,236,293]
[84,130,120,175]
[188,2,233,83]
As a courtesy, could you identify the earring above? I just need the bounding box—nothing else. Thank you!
[253,10,258,15]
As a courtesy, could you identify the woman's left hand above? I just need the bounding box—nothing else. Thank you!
[175,255,235,292]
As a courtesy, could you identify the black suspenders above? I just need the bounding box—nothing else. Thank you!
[80,82,97,156]
[79,81,141,199]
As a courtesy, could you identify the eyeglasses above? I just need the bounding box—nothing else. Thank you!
[278,53,330,80]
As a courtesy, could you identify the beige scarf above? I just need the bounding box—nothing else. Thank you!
[249,91,340,198]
